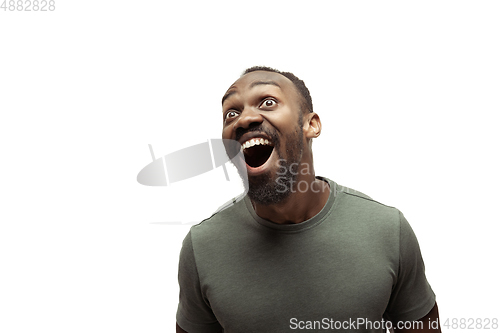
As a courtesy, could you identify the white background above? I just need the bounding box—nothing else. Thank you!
[1,1,499,332]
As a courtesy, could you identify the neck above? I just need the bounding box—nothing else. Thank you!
[251,174,330,224]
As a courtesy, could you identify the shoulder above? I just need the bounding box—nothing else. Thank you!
[188,194,250,244]
[333,181,399,215]
[329,181,403,235]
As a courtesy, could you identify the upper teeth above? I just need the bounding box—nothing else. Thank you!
[242,138,272,150]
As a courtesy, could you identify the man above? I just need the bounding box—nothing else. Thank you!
[176,67,441,332]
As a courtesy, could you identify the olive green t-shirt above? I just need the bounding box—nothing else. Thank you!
[176,178,435,332]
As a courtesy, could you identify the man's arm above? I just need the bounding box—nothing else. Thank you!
[391,302,441,333]
[176,232,224,332]
[176,323,187,333]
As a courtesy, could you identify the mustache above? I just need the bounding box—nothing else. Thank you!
[235,124,277,144]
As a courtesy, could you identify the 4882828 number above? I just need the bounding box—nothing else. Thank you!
[1,0,55,11]
[442,318,498,330]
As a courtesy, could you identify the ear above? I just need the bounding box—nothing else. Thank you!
[303,112,321,139]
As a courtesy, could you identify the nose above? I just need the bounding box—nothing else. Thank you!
[234,107,263,131]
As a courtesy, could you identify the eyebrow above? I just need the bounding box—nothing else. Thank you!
[221,80,282,105]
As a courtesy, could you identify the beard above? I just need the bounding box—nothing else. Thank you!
[233,117,304,206]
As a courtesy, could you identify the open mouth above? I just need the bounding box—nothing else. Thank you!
[242,138,274,168]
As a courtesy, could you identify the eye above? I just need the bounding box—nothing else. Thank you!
[260,98,277,109]
[224,110,239,121]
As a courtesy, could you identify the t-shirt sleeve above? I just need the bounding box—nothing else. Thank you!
[383,211,436,323]
[176,230,223,333]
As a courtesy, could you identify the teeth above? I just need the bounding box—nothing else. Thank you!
[241,137,273,150]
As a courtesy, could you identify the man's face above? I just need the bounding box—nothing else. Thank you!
[222,71,305,205]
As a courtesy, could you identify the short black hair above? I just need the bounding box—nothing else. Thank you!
[242,66,313,114]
